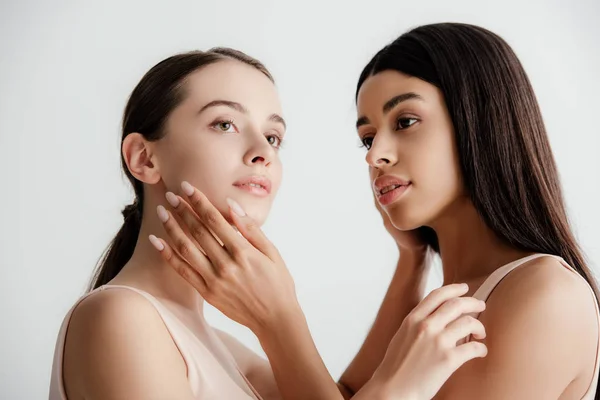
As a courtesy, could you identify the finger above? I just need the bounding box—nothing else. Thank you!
[180,182,247,255]
[157,205,216,283]
[409,283,470,321]
[429,297,486,328]
[443,315,486,343]
[148,234,207,293]
[165,192,229,265]
[226,198,280,261]
[449,341,488,369]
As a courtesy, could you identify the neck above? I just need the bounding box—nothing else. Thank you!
[113,194,205,314]
[431,196,533,286]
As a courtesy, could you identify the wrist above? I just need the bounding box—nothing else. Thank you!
[369,369,418,400]
[394,250,431,283]
[254,301,306,343]
[397,246,429,266]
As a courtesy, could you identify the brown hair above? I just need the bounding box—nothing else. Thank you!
[89,48,273,290]
[356,25,599,386]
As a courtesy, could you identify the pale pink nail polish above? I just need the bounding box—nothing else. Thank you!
[181,181,194,196]
[157,205,169,222]
[226,198,246,217]
[165,192,180,208]
[149,235,165,251]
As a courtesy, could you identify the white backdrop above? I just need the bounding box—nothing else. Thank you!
[1,0,599,398]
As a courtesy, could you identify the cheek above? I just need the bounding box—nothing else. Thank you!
[388,130,463,230]
[413,131,463,217]
[157,136,236,196]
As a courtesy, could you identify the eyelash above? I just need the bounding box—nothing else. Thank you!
[267,133,284,150]
[211,119,284,150]
[359,116,419,150]
[211,118,237,133]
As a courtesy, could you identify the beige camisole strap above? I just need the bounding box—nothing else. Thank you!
[469,254,600,399]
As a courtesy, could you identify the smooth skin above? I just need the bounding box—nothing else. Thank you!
[152,182,488,400]
[356,70,598,399]
[62,60,488,400]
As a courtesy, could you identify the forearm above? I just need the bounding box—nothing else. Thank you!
[339,250,429,395]
[349,374,393,400]
[351,367,419,400]
[257,307,343,400]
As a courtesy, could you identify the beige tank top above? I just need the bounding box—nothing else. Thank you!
[49,285,262,400]
[468,254,600,399]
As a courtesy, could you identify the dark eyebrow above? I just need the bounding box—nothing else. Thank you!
[356,92,424,129]
[356,116,370,129]
[383,92,423,114]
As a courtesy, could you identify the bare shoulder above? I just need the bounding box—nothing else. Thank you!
[66,288,169,347]
[486,255,597,328]
[437,256,599,398]
[483,255,598,357]
[69,287,161,325]
[63,288,192,400]
[484,256,598,388]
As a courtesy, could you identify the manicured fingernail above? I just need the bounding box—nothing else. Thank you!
[165,192,179,208]
[181,181,194,196]
[157,205,169,222]
[149,235,164,251]
[226,198,246,216]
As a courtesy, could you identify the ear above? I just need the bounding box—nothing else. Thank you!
[122,133,161,184]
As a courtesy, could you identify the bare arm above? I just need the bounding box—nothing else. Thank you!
[339,251,430,397]
[62,289,195,400]
[256,308,350,400]
[214,250,429,400]
[215,314,396,400]
[156,185,486,400]
[215,251,429,400]
[252,283,487,400]
[434,257,598,399]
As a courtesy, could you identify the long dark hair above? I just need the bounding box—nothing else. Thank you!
[89,48,273,290]
[356,22,599,369]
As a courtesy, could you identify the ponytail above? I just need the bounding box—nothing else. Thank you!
[88,200,142,290]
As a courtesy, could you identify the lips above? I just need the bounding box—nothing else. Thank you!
[373,175,411,206]
[233,175,272,197]
[373,175,410,194]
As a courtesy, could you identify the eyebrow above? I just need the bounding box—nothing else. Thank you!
[199,100,286,129]
[356,92,424,129]
[268,113,287,130]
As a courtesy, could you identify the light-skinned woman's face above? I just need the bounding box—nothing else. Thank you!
[153,60,285,225]
[356,70,464,231]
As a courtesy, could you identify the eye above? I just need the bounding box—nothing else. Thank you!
[360,136,374,150]
[266,134,283,149]
[396,117,418,130]
[212,119,237,133]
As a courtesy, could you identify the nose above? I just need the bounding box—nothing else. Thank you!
[244,133,275,167]
[365,132,398,168]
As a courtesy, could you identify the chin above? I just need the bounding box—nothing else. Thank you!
[237,201,270,226]
[386,203,430,232]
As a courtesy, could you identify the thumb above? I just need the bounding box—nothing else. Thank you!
[226,198,279,260]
